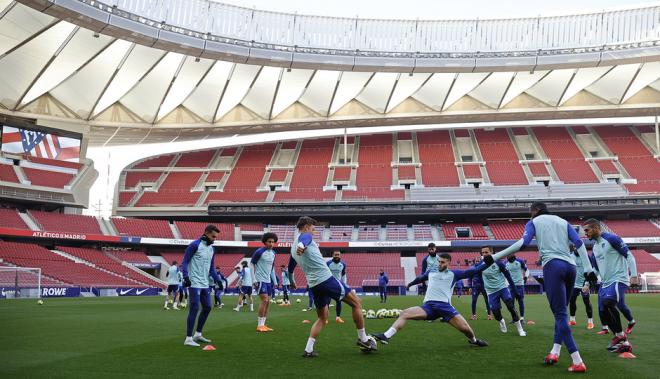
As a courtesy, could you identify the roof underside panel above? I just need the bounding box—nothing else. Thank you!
[182,61,234,122]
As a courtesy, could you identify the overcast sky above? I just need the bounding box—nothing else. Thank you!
[84,0,653,217]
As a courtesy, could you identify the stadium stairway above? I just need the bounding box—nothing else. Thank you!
[18,211,40,231]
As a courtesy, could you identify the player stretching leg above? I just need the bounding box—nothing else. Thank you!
[165,261,180,310]
[582,219,638,353]
[288,216,377,357]
[469,256,493,320]
[251,232,278,332]
[568,245,595,329]
[505,254,528,323]
[480,247,526,337]
[488,202,597,373]
[234,261,254,312]
[373,253,489,347]
[327,251,347,323]
[182,225,223,347]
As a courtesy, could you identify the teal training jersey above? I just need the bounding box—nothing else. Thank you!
[251,248,276,283]
[592,232,638,287]
[182,239,219,289]
[167,265,179,285]
[281,271,291,285]
[504,259,526,286]
[481,261,512,295]
[240,267,254,286]
[327,260,346,282]
[290,233,333,288]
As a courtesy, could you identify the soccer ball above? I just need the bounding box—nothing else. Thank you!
[37,299,44,305]
[180,303,187,309]
[296,299,301,303]
[361,309,367,317]
[276,299,284,304]
[376,309,387,319]
[359,336,378,352]
[366,309,376,319]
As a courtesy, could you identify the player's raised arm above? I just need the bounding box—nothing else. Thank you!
[296,233,313,255]
[492,221,536,262]
[406,273,429,289]
[453,261,491,280]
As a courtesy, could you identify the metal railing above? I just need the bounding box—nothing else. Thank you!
[84,0,660,55]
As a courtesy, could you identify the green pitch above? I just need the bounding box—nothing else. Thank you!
[1,294,658,378]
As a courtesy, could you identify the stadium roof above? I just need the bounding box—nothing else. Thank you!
[1,0,660,146]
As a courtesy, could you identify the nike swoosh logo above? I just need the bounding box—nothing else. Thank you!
[136,288,149,295]
[119,289,132,295]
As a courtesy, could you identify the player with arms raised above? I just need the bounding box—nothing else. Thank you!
[372,253,489,347]
[486,202,597,373]
[287,216,377,357]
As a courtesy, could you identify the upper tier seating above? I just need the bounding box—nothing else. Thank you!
[111,218,174,238]
[474,129,527,185]
[175,221,234,240]
[0,208,29,230]
[532,128,598,183]
[29,210,102,235]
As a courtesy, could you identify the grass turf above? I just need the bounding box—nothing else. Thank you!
[1,294,658,378]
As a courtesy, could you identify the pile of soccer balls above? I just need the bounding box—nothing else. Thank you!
[363,308,402,319]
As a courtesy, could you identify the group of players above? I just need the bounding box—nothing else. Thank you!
[170,201,639,373]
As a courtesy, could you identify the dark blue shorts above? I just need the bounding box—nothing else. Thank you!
[256,282,273,296]
[167,285,178,294]
[241,286,253,295]
[599,282,628,303]
[421,301,459,322]
[510,285,525,299]
[487,287,513,310]
[310,277,351,309]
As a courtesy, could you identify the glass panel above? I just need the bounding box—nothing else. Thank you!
[0,21,75,108]
[182,61,233,122]
[120,52,185,122]
[0,3,54,56]
[93,44,165,116]
[271,68,313,118]
[214,63,261,120]
[22,29,113,105]
[50,40,133,119]
[156,56,214,121]
[328,71,372,115]
[355,72,398,113]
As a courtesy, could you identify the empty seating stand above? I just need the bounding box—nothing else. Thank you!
[417,130,460,187]
[442,223,488,240]
[357,225,380,241]
[533,128,598,183]
[474,129,527,185]
[386,225,408,241]
[175,221,234,240]
[412,224,433,240]
[488,221,526,240]
[329,225,353,241]
[29,210,102,234]
[0,208,29,230]
[112,218,174,238]
[603,220,660,237]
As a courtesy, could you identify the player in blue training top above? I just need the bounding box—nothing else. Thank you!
[165,260,180,310]
[419,243,439,295]
[181,224,223,347]
[234,260,254,312]
[372,253,490,347]
[469,255,493,320]
[487,202,597,373]
[568,244,595,330]
[287,216,377,357]
[582,219,638,353]
[210,266,228,309]
[280,265,291,305]
[480,247,526,337]
[251,232,278,332]
[327,251,347,323]
[505,254,529,323]
[177,265,188,309]
[378,269,389,303]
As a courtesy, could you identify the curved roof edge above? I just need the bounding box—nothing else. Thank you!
[20,0,660,72]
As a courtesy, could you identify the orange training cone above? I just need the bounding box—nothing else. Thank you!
[618,352,636,359]
[203,345,216,351]
[527,320,536,325]
[302,319,311,324]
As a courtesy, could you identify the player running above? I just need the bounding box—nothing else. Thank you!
[568,245,595,329]
[488,202,597,373]
[505,254,529,323]
[182,224,223,347]
[372,253,489,347]
[582,219,638,353]
[469,256,493,320]
[327,251,347,323]
[234,261,254,312]
[480,247,526,337]
[251,232,278,332]
[287,216,377,357]
[280,265,291,305]
[165,261,180,310]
